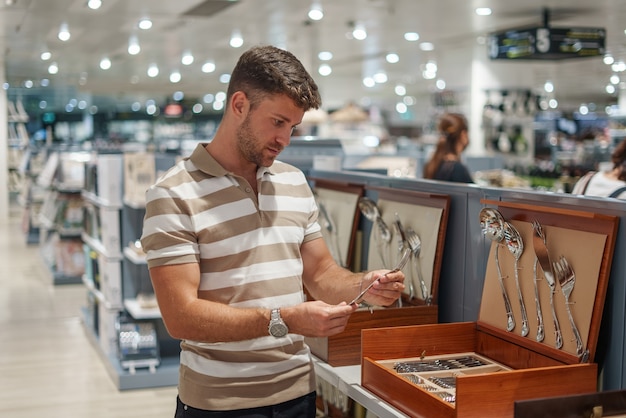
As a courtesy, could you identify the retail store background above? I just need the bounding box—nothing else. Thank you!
[2,0,626,218]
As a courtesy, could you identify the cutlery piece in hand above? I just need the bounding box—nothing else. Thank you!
[532,220,563,349]
[349,247,411,306]
[479,208,515,332]
[553,256,587,360]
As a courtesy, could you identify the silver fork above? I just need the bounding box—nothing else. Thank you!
[349,246,411,305]
[552,256,585,359]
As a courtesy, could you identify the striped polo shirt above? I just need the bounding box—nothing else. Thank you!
[141,143,322,410]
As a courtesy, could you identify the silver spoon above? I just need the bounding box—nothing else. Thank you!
[503,221,529,337]
[405,226,431,304]
[358,197,392,267]
[479,208,515,332]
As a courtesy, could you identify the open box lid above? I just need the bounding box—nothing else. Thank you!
[309,177,366,270]
[362,186,450,305]
[477,199,619,365]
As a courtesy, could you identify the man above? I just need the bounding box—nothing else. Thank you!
[141,45,405,418]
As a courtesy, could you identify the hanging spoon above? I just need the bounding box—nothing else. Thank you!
[503,221,529,337]
[479,208,515,332]
[358,197,392,268]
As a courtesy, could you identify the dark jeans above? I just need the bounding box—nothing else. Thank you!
[175,392,317,418]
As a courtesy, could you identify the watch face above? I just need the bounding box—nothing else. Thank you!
[269,322,288,338]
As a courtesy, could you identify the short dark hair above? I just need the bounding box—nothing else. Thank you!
[227,45,322,111]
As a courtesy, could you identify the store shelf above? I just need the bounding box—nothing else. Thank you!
[81,307,179,391]
[82,232,122,260]
[123,246,147,265]
[124,298,161,320]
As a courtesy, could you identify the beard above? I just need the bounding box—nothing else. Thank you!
[236,114,281,168]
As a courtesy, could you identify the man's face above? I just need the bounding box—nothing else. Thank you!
[235,95,304,167]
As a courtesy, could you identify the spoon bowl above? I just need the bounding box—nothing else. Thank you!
[479,207,505,243]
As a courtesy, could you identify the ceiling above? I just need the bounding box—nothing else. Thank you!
[1,0,626,120]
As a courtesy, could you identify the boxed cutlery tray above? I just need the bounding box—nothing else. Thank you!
[362,199,619,418]
[306,183,450,366]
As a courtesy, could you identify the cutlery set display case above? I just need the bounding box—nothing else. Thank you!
[306,180,450,366]
[361,199,619,418]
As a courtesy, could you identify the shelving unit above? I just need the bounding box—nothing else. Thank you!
[80,151,180,390]
[6,100,30,196]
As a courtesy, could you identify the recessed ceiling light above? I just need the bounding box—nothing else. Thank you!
[87,0,102,10]
[58,23,70,41]
[308,2,323,21]
[318,51,333,61]
[404,32,419,42]
[386,53,399,63]
[420,42,434,51]
[138,17,152,30]
[99,57,111,70]
[475,7,492,16]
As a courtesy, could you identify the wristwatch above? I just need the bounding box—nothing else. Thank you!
[268,308,288,338]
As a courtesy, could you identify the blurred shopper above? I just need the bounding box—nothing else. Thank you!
[423,113,474,183]
[572,138,626,199]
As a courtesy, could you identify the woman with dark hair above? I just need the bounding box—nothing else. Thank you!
[423,113,474,183]
[572,138,626,199]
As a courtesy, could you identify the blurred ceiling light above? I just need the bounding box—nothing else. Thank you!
[419,42,434,51]
[475,7,492,16]
[230,30,244,48]
[48,62,59,74]
[373,71,388,83]
[128,35,140,55]
[138,17,152,30]
[352,24,367,40]
[308,2,323,21]
[394,84,406,96]
[170,71,181,83]
[147,64,159,77]
[386,53,400,63]
[318,64,332,76]
[99,57,111,70]
[181,51,194,65]
[362,77,375,87]
[544,81,554,92]
[603,55,615,65]
[606,84,616,94]
[610,74,620,84]
[87,0,102,10]
[58,23,70,41]
[404,32,419,41]
[40,51,51,61]
[202,61,216,73]
[219,73,231,83]
[436,79,446,90]
[318,51,333,61]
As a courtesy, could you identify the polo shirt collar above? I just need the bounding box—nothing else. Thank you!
[190,143,277,178]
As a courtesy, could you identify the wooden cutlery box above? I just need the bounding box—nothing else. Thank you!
[306,183,450,366]
[361,199,619,418]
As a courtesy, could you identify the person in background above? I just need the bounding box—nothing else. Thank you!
[140,45,405,418]
[571,137,626,199]
[423,112,474,183]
